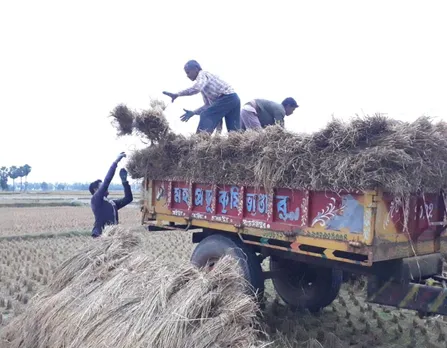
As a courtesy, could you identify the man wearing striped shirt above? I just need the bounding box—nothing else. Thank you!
[163,60,241,134]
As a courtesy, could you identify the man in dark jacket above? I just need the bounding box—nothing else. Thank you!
[89,152,133,237]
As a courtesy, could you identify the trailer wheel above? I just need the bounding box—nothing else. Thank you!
[270,257,342,312]
[190,234,264,299]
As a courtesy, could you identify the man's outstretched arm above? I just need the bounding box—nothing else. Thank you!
[162,72,207,102]
[92,152,126,203]
[114,168,133,209]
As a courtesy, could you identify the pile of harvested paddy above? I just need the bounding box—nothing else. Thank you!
[1,226,267,348]
[127,115,447,195]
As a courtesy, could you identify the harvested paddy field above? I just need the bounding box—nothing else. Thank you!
[0,230,194,328]
[1,228,447,347]
[0,206,140,237]
[0,189,141,237]
[1,193,447,347]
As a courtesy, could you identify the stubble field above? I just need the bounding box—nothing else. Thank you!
[1,192,447,347]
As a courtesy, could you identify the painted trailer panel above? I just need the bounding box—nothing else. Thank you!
[142,179,446,266]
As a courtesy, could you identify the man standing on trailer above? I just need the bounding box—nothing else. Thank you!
[89,152,133,238]
[163,60,241,134]
[240,98,299,130]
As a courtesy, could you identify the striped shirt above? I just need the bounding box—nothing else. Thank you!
[177,70,235,114]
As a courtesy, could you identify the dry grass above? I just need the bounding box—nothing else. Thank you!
[0,192,142,237]
[0,230,195,328]
[0,226,447,347]
[0,235,92,325]
[0,206,140,237]
[1,204,447,347]
[2,227,267,348]
[134,99,170,143]
[110,98,171,143]
[127,115,447,194]
[110,104,135,136]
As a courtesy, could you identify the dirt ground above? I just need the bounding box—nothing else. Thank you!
[1,192,447,347]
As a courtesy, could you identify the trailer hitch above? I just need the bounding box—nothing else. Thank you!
[367,276,447,316]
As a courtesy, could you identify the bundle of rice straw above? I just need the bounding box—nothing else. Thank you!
[1,226,267,348]
[110,99,172,143]
[110,104,135,136]
[134,103,170,143]
[126,115,447,195]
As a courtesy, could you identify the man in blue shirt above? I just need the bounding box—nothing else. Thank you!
[89,152,133,237]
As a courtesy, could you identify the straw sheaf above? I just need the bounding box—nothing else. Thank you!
[110,99,171,144]
[110,104,135,136]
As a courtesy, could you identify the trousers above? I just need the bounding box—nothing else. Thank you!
[240,109,262,131]
[197,93,241,134]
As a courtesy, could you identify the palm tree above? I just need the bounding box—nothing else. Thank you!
[0,167,9,191]
[9,166,18,192]
[16,167,25,191]
[22,164,32,191]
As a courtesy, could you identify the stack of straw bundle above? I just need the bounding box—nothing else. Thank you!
[1,227,267,348]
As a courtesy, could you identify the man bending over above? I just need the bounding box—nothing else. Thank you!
[241,98,299,130]
[89,152,133,237]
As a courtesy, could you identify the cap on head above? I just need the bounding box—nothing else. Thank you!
[281,97,299,108]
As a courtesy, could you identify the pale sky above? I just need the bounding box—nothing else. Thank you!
[1,0,446,184]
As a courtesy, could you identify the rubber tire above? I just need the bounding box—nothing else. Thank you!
[190,234,265,299]
[270,257,342,312]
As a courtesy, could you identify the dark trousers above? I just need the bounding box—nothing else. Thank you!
[197,93,241,134]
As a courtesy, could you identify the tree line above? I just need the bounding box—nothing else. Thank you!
[1,164,141,192]
[0,165,32,191]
